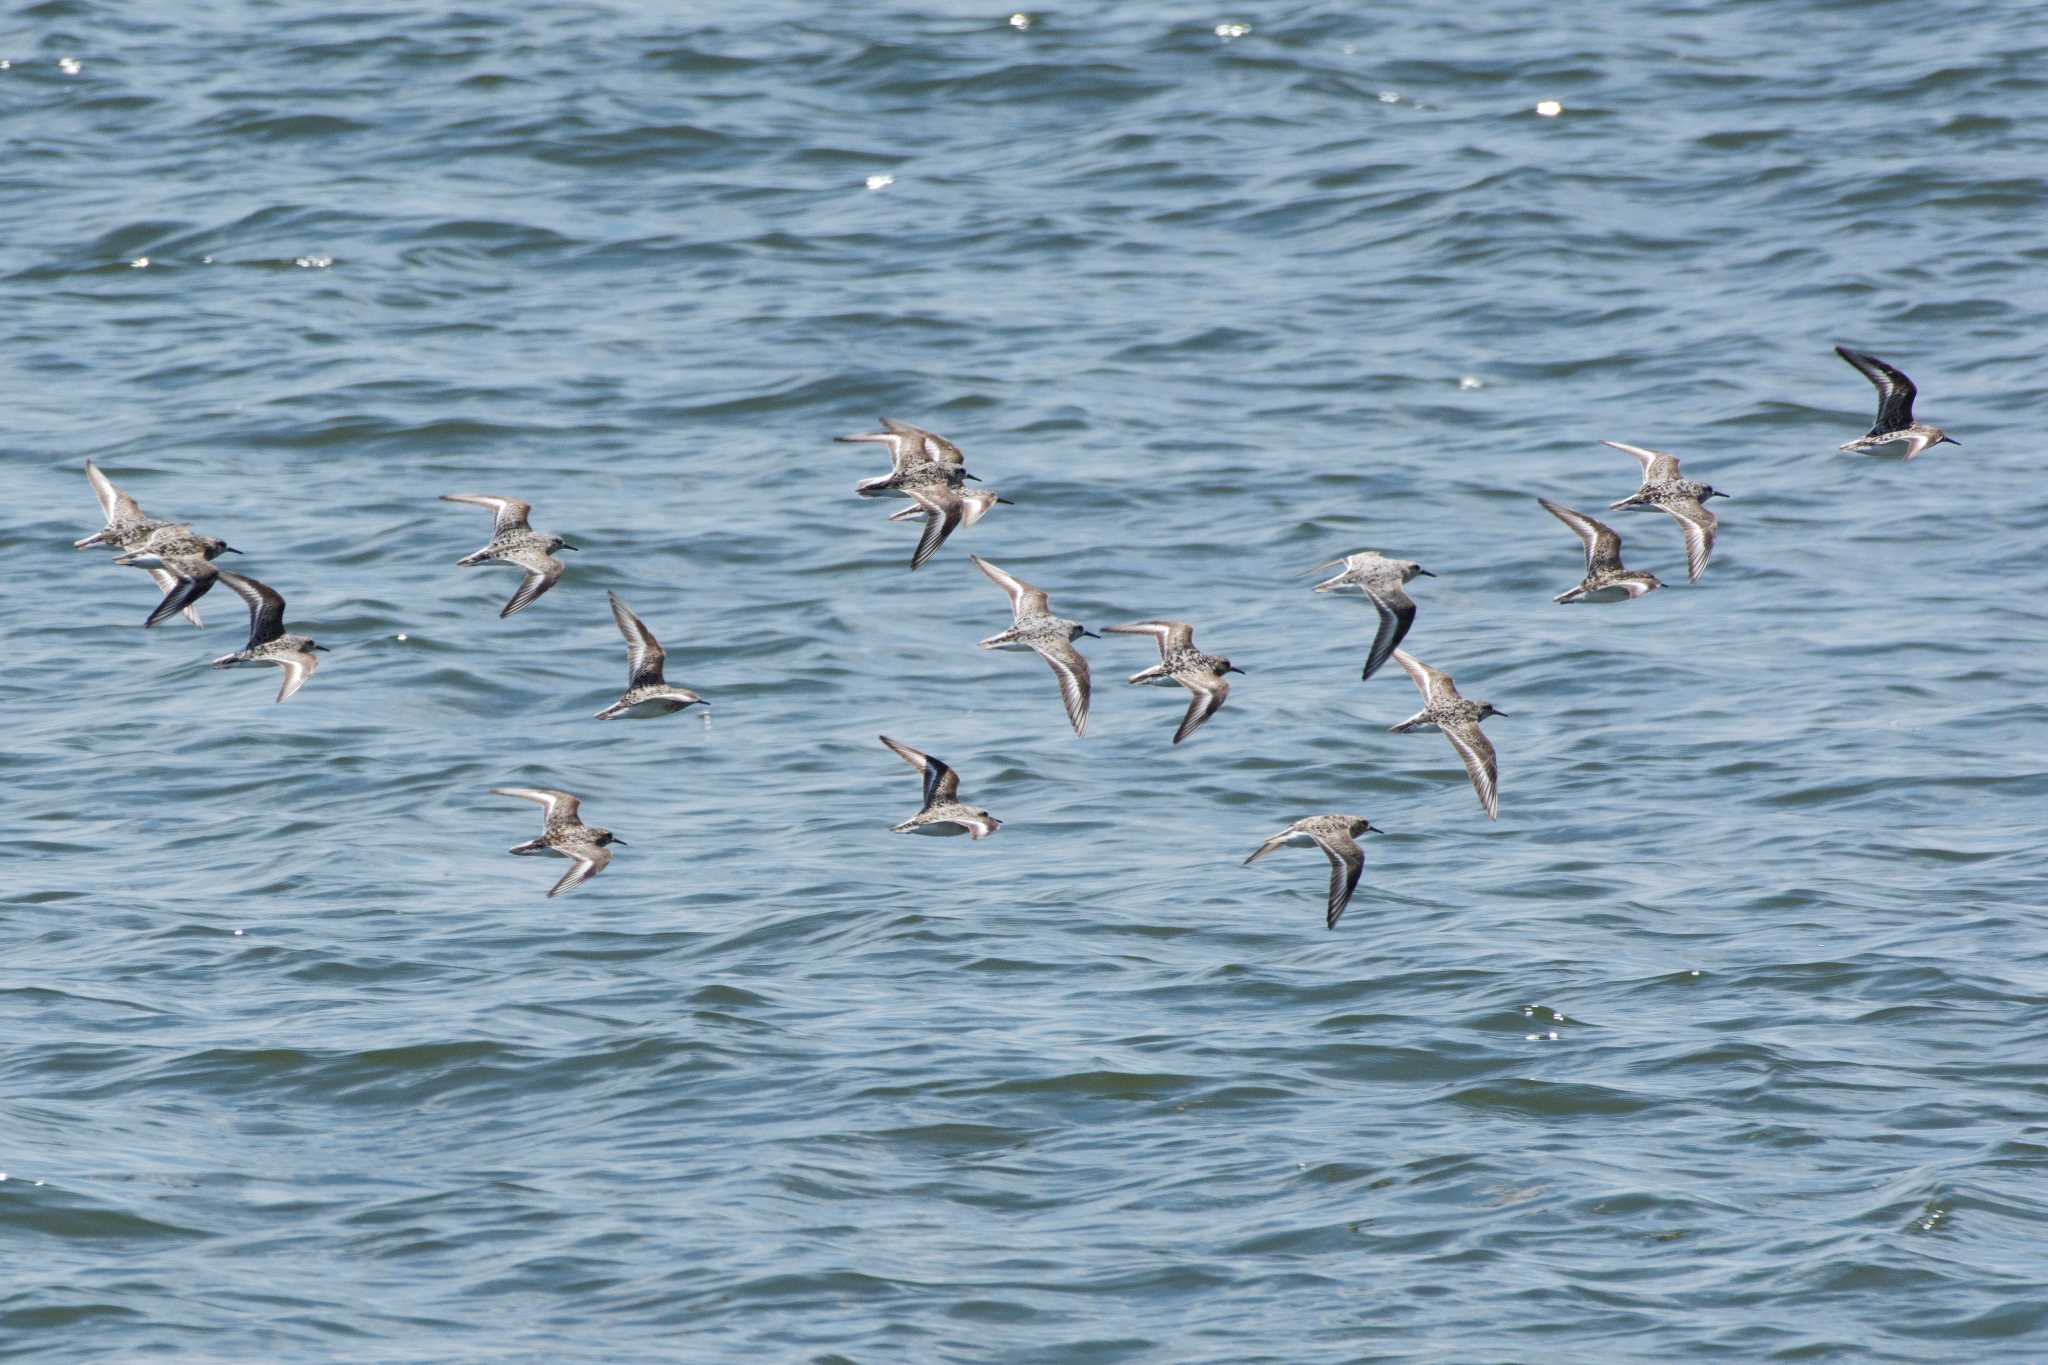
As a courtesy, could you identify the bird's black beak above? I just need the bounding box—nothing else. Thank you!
[1080,629,1102,639]
[1714,491,1732,500]
[224,546,244,554]
[1365,824,1384,835]
[312,644,331,652]
[611,837,629,846]
[1226,665,1248,674]
[1416,568,1436,577]
[995,497,1015,505]
[964,472,983,482]
[1491,709,1510,717]
[1942,436,1961,446]
[561,542,580,551]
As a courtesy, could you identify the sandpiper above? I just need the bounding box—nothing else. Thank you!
[836,417,979,498]
[1388,648,1503,821]
[1536,498,1661,603]
[112,525,240,628]
[75,459,177,552]
[1102,619,1244,744]
[77,463,219,624]
[1601,441,1727,583]
[490,787,623,897]
[210,570,328,703]
[1836,347,1957,460]
[594,592,707,719]
[1243,814,1382,929]
[1310,551,1435,681]
[879,735,1002,839]
[969,554,1097,738]
[440,494,577,618]
[887,485,1011,570]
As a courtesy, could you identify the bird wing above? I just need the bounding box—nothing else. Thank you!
[1172,673,1229,745]
[216,569,288,648]
[901,487,962,572]
[1033,636,1092,737]
[86,459,145,525]
[1836,346,1918,433]
[143,560,219,629]
[1658,499,1717,583]
[548,844,611,898]
[1391,648,1456,704]
[497,549,563,618]
[146,568,206,627]
[1538,498,1624,574]
[881,417,965,467]
[1601,439,1681,485]
[1103,619,1194,660]
[879,734,960,806]
[1307,829,1366,929]
[608,592,667,685]
[491,787,581,825]
[970,555,1050,622]
[1442,722,1499,821]
[440,493,533,537]
[271,649,319,704]
[1356,581,1416,682]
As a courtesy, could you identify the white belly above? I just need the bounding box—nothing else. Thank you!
[619,698,687,718]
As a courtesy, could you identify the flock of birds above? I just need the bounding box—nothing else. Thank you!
[73,347,1955,920]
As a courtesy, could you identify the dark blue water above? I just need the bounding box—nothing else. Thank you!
[7,2,2048,1359]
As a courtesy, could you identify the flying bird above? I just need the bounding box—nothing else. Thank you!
[1309,551,1435,681]
[969,554,1097,738]
[113,526,240,628]
[1243,814,1382,929]
[594,592,707,719]
[1102,619,1244,744]
[1835,346,1957,460]
[1535,498,1661,603]
[441,494,577,618]
[886,485,1011,570]
[879,735,1002,839]
[209,570,328,703]
[490,787,623,897]
[1388,648,1504,821]
[1601,441,1727,583]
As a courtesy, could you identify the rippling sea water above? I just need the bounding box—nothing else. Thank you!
[6,1,2048,1359]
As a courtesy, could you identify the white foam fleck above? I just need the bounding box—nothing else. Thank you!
[130,257,149,269]
[396,633,409,641]
[1458,375,1483,390]
[864,174,894,191]
[233,929,244,936]
[1535,100,1563,117]
[58,56,81,75]
[1215,22,1251,39]
[1008,12,1031,30]
[294,254,333,269]
[1,60,13,71]
[1377,91,1400,104]
[202,255,214,264]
